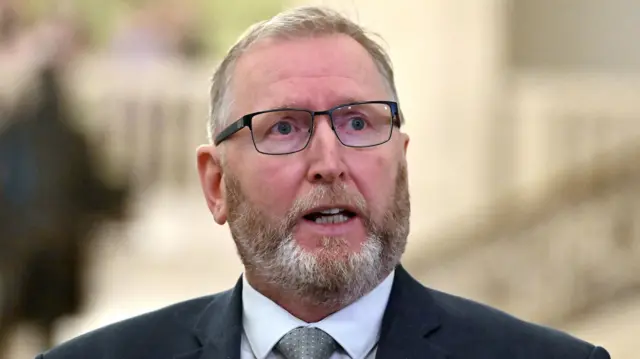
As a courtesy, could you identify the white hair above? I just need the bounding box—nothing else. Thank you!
[207,6,401,143]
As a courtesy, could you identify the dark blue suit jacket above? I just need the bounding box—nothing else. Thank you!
[37,266,610,359]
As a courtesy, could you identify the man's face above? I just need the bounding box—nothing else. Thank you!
[198,34,410,306]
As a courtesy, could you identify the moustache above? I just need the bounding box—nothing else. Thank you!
[279,183,370,232]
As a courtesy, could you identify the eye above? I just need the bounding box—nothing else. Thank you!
[347,117,367,131]
[272,121,293,135]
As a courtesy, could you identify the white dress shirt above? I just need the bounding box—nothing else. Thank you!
[240,271,395,359]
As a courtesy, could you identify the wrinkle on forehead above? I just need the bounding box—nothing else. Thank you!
[273,94,368,111]
[257,77,371,112]
[231,34,389,116]
[241,35,377,79]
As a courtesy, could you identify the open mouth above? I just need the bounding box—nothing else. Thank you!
[302,207,357,224]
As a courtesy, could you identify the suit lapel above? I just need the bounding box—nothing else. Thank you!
[173,266,449,359]
[375,265,449,359]
[174,277,244,359]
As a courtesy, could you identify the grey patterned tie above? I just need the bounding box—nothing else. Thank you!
[276,327,338,359]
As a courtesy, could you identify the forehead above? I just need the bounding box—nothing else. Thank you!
[231,34,390,114]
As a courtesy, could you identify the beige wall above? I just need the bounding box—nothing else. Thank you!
[510,0,640,72]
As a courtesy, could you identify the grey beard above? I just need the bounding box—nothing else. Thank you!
[246,233,386,307]
[225,163,410,307]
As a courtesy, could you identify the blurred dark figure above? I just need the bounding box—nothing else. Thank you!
[0,63,130,356]
[176,25,206,61]
[0,1,20,47]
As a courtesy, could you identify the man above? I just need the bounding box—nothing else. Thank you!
[38,6,610,359]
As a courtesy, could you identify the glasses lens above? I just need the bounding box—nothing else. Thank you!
[331,102,393,147]
[251,110,313,154]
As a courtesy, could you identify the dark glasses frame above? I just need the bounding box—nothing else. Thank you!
[213,100,401,155]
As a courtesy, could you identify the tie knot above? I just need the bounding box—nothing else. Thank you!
[276,327,338,359]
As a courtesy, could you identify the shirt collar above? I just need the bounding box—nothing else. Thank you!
[242,271,395,359]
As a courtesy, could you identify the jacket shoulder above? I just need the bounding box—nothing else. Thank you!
[427,288,608,358]
[39,291,229,359]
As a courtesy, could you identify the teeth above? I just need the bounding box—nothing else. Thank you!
[320,208,342,215]
[314,214,349,224]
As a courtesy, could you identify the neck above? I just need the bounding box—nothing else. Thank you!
[245,272,345,323]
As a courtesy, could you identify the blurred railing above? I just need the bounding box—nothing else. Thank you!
[406,142,640,325]
[405,72,640,327]
[64,56,214,191]
[511,73,640,197]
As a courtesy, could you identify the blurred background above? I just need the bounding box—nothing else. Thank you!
[1,0,639,358]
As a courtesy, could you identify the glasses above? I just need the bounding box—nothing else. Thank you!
[214,100,401,155]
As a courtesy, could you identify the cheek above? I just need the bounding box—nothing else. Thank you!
[243,160,305,214]
[348,153,396,214]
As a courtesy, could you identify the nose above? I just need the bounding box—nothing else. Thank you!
[305,116,347,184]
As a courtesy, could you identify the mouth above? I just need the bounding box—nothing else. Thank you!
[302,206,358,225]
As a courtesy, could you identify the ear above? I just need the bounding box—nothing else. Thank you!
[401,132,410,157]
[196,144,228,225]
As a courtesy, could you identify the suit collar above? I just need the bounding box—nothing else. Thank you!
[375,265,449,359]
[174,265,448,359]
[174,277,244,359]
